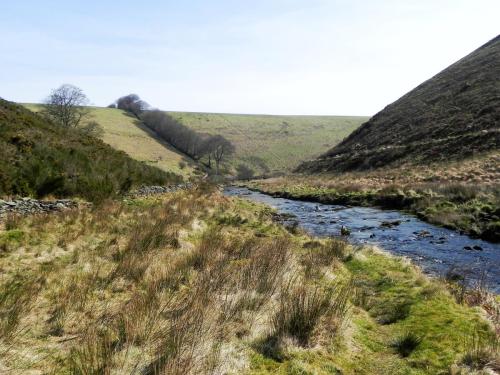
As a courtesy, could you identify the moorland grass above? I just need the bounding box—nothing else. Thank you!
[24,104,195,177]
[0,187,496,374]
[24,104,368,176]
[168,111,367,174]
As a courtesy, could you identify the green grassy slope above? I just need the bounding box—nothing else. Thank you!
[24,104,195,177]
[168,112,367,174]
[1,99,180,202]
[24,104,366,176]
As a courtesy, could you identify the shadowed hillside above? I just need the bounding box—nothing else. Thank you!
[300,35,500,173]
[0,99,181,202]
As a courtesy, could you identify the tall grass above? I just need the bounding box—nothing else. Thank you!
[459,332,499,372]
[0,273,44,340]
[270,279,351,347]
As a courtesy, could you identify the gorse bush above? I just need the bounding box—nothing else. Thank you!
[0,98,181,202]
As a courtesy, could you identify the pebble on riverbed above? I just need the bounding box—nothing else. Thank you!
[380,220,402,228]
[463,245,483,251]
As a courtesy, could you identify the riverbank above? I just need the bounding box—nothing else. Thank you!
[225,186,500,293]
[245,155,500,242]
[1,185,498,374]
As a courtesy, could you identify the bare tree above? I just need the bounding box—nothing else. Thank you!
[208,135,235,175]
[42,84,90,128]
[116,94,149,117]
[141,110,235,173]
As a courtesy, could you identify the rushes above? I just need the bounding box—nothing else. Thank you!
[1,189,356,374]
[459,332,499,372]
[0,273,43,339]
[270,280,351,347]
[68,327,116,375]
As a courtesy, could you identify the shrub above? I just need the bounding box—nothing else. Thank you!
[236,164,254,180]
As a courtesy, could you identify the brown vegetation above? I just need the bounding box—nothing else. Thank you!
[300,35,500,173]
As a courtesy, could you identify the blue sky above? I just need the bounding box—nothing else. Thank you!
[1,0,499,115]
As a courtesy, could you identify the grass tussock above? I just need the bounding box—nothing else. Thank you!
[451,332,500,374]
[270,279,351,347]
[391,331,422,357]
[0,188,496,375]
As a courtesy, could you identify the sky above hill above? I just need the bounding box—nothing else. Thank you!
[1,0,499,115]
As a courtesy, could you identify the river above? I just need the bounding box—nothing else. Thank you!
[224,186,500,293]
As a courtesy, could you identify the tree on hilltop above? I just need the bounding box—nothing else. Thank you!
[42,84,91,129]
[116,94,149,117]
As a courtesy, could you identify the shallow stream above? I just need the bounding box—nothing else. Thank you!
[224,186,500,293]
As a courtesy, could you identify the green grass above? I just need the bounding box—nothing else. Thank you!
[24,104,367,176]
[24,104,195,177]
[248,247,493,375]
[168,112,367,174]
[0,189,496,374]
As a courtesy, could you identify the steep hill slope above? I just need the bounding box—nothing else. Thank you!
[1,99,180,202]
[168,112,367,174]
[300,35,500,173]
[24,104,195,177]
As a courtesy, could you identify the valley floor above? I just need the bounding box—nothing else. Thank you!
[248,152,500,242]
[0,185,498,374]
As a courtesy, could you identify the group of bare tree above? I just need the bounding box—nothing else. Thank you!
[141,110,235,174]
[112,94,235,174]
[42,84,103,136]
[109,94,149,118]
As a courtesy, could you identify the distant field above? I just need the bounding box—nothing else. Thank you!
[168,112,367,174]
[24,104,194,176]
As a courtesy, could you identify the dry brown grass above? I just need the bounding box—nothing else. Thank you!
[249,152,500,241]
[0,186,354,374]
[256,152,500,192]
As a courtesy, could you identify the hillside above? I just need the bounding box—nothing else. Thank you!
[168,112,367,174]
[24,105,366,176]
[300,35,500,173]
[24,104,195,177]
[1,99,180,202]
